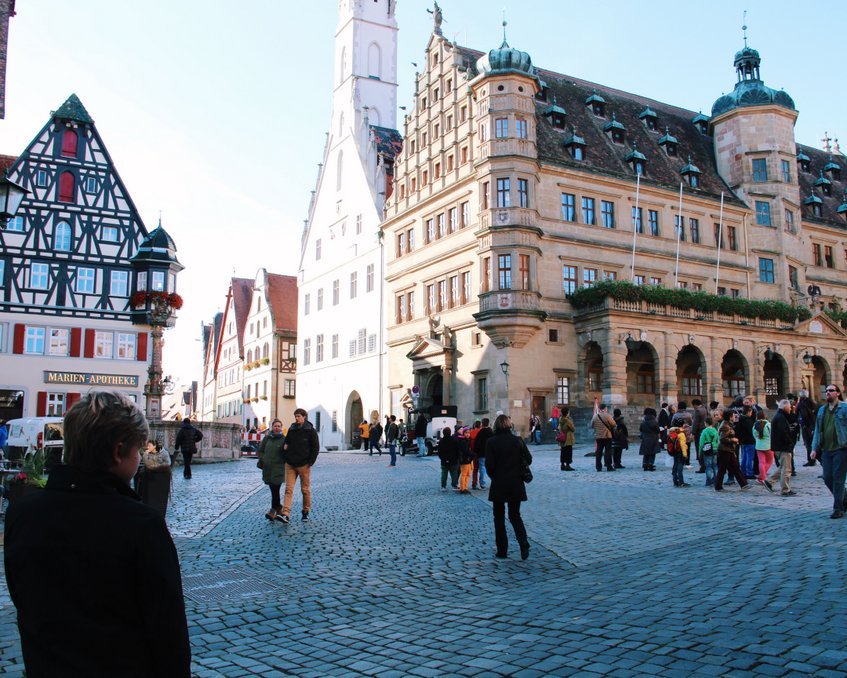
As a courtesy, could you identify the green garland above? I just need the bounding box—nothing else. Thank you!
[568,280,811,324]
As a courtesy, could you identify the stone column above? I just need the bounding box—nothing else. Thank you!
[660,331,678,405]
[749,340,765,403]
[602,330,627,406]
[707,336,724,406]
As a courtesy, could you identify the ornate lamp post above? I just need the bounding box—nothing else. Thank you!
[0,172,29,222]
[500,359,510,412]
[129,220,184,421]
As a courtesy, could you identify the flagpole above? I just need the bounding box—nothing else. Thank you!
[715,192,725,294]
[674,182,683,287]
[630,172,641,281]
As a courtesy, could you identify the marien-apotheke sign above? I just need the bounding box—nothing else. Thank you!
[44,371,140,388]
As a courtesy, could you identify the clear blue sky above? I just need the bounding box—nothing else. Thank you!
[3,1,845,385]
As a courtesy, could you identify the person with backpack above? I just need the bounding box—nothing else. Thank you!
[714,409,752,492]
[667,424,689,487]
[753,409,773,484]
[698,415,719,486]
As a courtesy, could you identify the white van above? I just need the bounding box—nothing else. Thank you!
[5,417,65,465]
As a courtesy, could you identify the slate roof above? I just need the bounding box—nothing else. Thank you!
[266,273,298,335]
[52,93,94,125]
[796,144,847,226]
[371,125,403,161]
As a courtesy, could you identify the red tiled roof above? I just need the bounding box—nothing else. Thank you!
[230,277,254,350]
[0,154,17,172]
[266,273,298,334]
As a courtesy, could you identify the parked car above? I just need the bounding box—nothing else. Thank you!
[5,417,65,468]
[401,406,458,455]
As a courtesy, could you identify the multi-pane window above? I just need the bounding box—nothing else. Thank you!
[356,214,362,234]
[54,221,72,251]
[604,271,617,281]
[561,193,576,222]
[86,176,97,194]
[498,254,512,290]
[350,272,357,299]
[634,274,645,285]
[824,245,834,268]
[408,228,415,250]
[516,118,527,139]
[601,200,615,228]
[95,331,113,358]
[582,197,595,225]
[517,179,529,208]
[481,182,489,210]
[788,266,799,291]
[46,393,65,417]
[317,288,324,310]
[519,254,530,289]
[426,218,435,242]
[366,264,374,293]
[315,238,322,261]
[284,379,296,397]
[367,333,376,352]
[331,334,339,359]
[449,207,458,232]
[426,284,436,314]
[303,338,311,365]
[781,159,791,183]
[151,271,165,291]
[714,223,724,249]
[495,118,508,138]
[583,268,597,287]
[759,257,775,283]
[461,272,470,304]
[437,280,446,310]
[461,202,469,228]
[648,210,659,236]
[556,376,570,405]
[752,158,768,182]
[632,207,643,233]
[48,328,69,355]
[36,170,48,187]
[650,277,662,286]
[116,333,136,359]
[76,267,95,293]
[727,226,738,251]
[562,265,577,295]
[31,263,49,289]
[397,294,407,323]
[7,216,24,231]
[332,279,340,305]
[496,178,510,208]
[784,209,795,233]
[475,376,488,411]
[449,275,459,307]
[316,335,324,362]
[674,215,685,241]
[396,230,406,257]
[110,270,128,296]
[25,327,45,354]
[304,293,311,316]
[755,201,772,226]
[690,218,700,243]
[437,213,446,237]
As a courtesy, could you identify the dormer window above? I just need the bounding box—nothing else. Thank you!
[658,127,678,157]
[535,84,549,102]
[837,196,847,221]
[681,156,701,188]
[797,150,811,173]
[625,144,646,176]
[639,106,658,131]
[804,191,823,218]
[543,103,567,130]
[691,112,710,135]
[585,89,606,118]
[815,171,833,196]
[564,129,586,161]
[824,158,842,181]
[603,114,625,145]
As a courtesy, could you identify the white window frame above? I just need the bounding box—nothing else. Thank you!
[76,267,95,294]
[25,327,46,354]
[95,331,114,358]
[116,333,136,360]
[151,271,165,291]
[110,270,129,297]
[47,328,69,356]
[31,263,49,290]
[46,392,65,416]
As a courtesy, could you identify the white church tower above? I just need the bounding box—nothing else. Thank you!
[296,0,401,448]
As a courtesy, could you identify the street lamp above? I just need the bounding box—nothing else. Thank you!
[802,351,813,366]
[500,360,510,412]
[500,360,509,376]
[0,173,29,222]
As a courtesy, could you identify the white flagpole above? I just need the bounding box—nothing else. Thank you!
[674,182,683,287]
[714,192,725,294]
[630,172,641,281]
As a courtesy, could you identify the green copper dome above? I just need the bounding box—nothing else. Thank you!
[712,45,795,118]
[476,40,537,80]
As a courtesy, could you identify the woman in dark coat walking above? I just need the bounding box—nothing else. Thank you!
[639,407,660,471]
[485,414,532,560]
[258,419,287,520]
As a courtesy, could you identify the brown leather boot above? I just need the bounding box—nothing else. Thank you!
[265,508,277,521]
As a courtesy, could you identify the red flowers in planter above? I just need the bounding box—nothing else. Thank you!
[130,291,184,310]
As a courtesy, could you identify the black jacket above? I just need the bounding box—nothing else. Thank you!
[283,421,320,467]
[437,434,460,466]
[771,409,798,452]
[174,421,203,454]
[3,465,191,677]
[736,414,756,445]
[485,429,531,503]
[639,415,660,456]
[414,415,428,437]
[474,427,493,459]
[612,415,629,450]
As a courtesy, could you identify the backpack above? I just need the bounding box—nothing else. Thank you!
[667,430,682,455]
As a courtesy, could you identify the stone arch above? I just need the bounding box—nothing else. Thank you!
[721,349,749,405]
[582,341,604,402]
[368,106,381,126]
[676,344,706,402]
[810,355,830,401]
[763,350,789,408]
[424,371,444,409]
[626,341,660,407]
[346,390,363,447]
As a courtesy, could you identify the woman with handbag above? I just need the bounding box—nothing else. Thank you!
[258,419,286,521]
[485,414,532,560]
[558,407,575,471]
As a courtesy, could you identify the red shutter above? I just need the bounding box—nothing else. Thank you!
[136,332,148,361]
[13,324,25,354]
[66,392,81,410]
[36,391,47,417]
[84,329,95,358]
[59,171,75,202]
[70,328,82,357]
[61,129,78,158]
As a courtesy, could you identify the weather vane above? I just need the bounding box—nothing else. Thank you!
[742,10,748,47]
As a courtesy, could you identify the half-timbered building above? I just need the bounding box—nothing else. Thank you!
[0,94,176,419]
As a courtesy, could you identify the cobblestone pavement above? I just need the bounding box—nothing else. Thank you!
[2,446,847,676]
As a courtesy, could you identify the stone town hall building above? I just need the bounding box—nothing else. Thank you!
[381,17,847,429]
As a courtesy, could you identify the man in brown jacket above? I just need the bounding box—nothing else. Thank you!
[591,403,617,472]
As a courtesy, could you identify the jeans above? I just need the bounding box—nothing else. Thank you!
[477,457,487,487]
[740,444,756,477]
[282,464,311,517]
[492,500,528,556]
[756,450,774,482]
[672,453,685,486]
[595,438,613,471]
[440,463,459,488]
[182,452,193,479]
[416,436,427,456]
[388,442,397,466]
[802,428,814,463]
[820,448,847,511]
[768,450,792,493]
[533,430,542,444]
[703,453,717,485]
[369,438,381,455]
